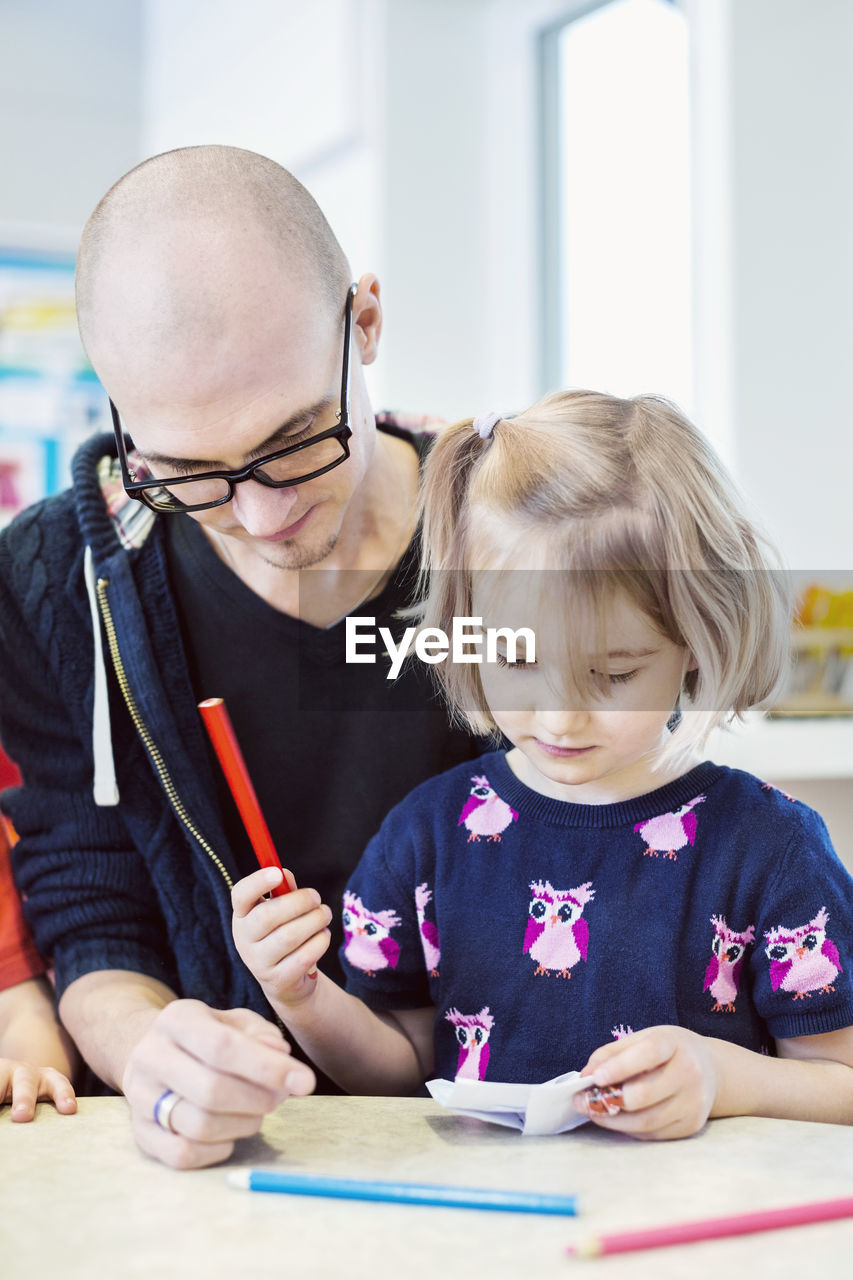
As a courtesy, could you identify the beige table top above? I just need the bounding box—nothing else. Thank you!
[3,1096,853,1280]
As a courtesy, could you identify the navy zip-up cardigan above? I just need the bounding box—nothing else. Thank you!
[0,433,284,1014]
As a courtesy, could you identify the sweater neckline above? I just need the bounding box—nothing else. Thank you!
[483,752,725,828]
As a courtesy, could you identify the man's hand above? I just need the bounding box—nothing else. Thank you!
[231,867,332,1009]
[121,1000,315,1169]
[0,1059,76,1122]
[574,1025,719,1140]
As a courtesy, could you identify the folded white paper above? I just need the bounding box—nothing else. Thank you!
[426,1071,595,1135]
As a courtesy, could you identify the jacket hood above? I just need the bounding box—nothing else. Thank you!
[71,433,159,807]
[71,432,157,566]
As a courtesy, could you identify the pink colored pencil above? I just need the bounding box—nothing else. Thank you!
[198,697,289,897]
[567,1196,853,1258]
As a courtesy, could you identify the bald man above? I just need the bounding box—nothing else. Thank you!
[0,146,478,1167]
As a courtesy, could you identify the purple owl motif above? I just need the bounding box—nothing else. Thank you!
[703,915,755,1012]
[523,880,595,978]
[633,794,705,861]
[764,907,842,1000]
[445,1006,495,1080]
[342,891,401,977]
[415,881,440,977]
[457,775,518,843]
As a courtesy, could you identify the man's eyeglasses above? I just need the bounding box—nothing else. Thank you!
[111,283,357,514]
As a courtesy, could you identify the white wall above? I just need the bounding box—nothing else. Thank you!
[142,0,385,399]
[378,0,490,418]
[139,0,570,422]
[729,0,853,572]
[0,0,143,248]
[2,0,850,571]
[142,0,379,250]
[378,0,574,421]
[687,0,853,571]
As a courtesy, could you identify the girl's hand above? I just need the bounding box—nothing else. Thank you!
[1,1059,77,1122]
[573,1026,719,1140]
[231,867,332,1008]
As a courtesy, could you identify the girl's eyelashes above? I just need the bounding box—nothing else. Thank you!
[494,652,537,670]
[493,653,639,685]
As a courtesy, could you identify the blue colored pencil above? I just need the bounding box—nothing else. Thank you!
[226,1168,578,1215]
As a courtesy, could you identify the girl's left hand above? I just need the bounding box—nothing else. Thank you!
[1,1058,77,1122]
[574,1026,719,1140]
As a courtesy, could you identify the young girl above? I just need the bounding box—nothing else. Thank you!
[232,390,853,1139]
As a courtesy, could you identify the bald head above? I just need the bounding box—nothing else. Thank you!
[76,146,351,380]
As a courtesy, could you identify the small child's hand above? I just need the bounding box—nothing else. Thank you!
[231,867,333,1009]
[1,1059,77,1122]
[573,1025,718,1140]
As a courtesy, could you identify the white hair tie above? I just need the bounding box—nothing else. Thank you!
[472,410,501,439]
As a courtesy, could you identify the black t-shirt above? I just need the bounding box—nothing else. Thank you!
[164,422,480,1028]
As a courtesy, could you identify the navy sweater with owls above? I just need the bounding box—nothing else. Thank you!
[339,752,853,1083]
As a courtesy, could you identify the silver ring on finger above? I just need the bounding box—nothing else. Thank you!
[153,1089,181,1133]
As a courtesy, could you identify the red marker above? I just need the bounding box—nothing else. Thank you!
[198,698,290,897]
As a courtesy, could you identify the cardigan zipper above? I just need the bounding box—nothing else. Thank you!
[96,577,233,891]
[96,576,290,1041]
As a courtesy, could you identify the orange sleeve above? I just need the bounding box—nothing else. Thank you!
[0,816,46,990]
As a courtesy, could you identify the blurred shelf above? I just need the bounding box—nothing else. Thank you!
[706,713,853,780]
[771,692,853,717]
[791,626,853,651]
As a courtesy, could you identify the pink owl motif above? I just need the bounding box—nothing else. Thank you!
[764,907,843,1000]
[611,1024,634,1040]
[342,891,401,977]
[415,881,440,977]
[523,880,595,978]
[445,1006,495,1080]
[457,775,518,843]
[761,782,796,802]
[703,916,756,1012]
[633,794,705,861]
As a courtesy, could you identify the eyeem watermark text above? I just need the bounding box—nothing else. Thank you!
[346,617,536,680]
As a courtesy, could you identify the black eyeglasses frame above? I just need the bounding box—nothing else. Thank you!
[110,282,358,514]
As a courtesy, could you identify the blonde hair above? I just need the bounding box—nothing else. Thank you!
[418,390,791,762]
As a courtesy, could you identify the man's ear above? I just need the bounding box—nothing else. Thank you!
[352,273,382,366]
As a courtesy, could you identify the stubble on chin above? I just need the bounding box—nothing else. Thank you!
[257,531,339,571]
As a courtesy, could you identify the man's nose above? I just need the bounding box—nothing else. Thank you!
[229,478,300,537]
